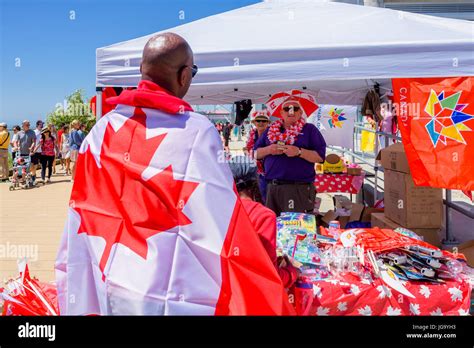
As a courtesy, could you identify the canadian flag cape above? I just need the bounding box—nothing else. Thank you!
[55,80,294,315]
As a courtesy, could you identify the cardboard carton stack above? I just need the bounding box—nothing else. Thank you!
[372,143,443,247]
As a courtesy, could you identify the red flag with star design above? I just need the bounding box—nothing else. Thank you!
[392,77,474,190]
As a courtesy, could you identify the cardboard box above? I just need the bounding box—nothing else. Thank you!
[458,240,474,267]
[371,212,442,247]
[379,143,410,174]
[333,195,352,210]
[371,212,400,229]
[347,167,362,176]
[361,207,384,223]
[349,203,365,222]
[321,210,338,226]
[321,201,365,228]
[384,169,443,228]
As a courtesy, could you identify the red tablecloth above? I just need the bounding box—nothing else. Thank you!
[314,173,365,194]
[305,274,471,316]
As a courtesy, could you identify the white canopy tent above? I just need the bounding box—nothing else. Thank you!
[96,0,474,110]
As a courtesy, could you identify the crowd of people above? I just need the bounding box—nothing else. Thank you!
[0,119,87,185]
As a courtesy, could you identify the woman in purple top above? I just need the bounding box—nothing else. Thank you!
[254,98,326,216]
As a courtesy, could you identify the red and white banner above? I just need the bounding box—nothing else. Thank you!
[55,81,294,315]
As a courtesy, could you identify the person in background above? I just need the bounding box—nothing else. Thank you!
[246,110,270,203]
[254,98,326,216]
[229,157,299,288]
[56,123,65,172]
[0,122,10,181]
[16,121,36,165]
[10,125,21,163]
[36,127,56,183]
[222,121,232,152]
[48,123,59,174]
[69,120,85,182]
[31,120,44,183]
[60,125,71,176]
[79,123,88,139]
[233,122,239,138]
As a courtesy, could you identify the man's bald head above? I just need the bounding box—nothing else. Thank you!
[141,32,194,98]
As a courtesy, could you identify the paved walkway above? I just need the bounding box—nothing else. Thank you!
[0,167,72,282]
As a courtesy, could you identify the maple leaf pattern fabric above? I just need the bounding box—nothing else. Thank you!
[56,95,293,315]
[386,306,402,316]
[316,306,330,316]
[337,302,348,312]
[71,108,199,277]
[409,303,421,316]
[358,305,372,316]
[305,274,470,316]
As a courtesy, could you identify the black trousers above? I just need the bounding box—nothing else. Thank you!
[266,182,316,216]
[40,155,54,180]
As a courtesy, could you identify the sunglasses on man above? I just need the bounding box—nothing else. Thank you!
[255,120,269,124]
[181,64,198,78]
[282,106,301,112]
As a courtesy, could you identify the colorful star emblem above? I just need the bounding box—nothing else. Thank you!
[425,89,473,147]
[328,107,346,128]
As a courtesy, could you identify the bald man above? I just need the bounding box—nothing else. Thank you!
[56,33,293,316]
[140,33,197,99]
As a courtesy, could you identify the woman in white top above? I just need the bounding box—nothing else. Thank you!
[61,125,71,176]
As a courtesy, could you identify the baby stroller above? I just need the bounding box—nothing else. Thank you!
[9,152,34,190]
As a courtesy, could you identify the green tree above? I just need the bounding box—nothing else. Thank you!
[46,89,96,131]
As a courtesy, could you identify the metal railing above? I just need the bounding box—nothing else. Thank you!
[327,122,473,247]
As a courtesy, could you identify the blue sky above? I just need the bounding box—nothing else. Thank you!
[0,0,259,126]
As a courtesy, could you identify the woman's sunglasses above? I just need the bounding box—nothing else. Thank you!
[282,106,301,112]
[255,120,269,124]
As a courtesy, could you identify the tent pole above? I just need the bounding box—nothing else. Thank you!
[96,87,103,121]
[373,120,380,203]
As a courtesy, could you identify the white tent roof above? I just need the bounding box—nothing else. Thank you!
[96,0,474,105]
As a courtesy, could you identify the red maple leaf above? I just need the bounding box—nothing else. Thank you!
[70,107,199,278]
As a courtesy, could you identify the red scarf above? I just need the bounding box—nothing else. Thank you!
[107,80,194,114]
[267,118,305,145]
